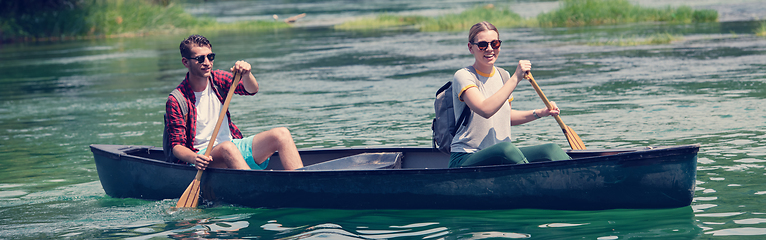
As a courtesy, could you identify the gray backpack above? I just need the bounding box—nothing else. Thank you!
[162,89,188,163]
[431,66,510,154]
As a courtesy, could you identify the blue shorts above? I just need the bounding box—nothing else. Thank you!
[198,135,269,170]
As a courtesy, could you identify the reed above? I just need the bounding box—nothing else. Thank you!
[2,0,720,42]
[1,0,87,41]
[335,4,532,31]
[334,14,429,30]
[85,0,210,36]
[1,0,289,42]
[193,20,290,34]
[419,4,531,31]
[538,0,718,27]
[587,32,682,46]
[757,22,766,37]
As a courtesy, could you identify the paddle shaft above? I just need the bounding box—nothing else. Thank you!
[195,70,241,177]
[177,70,242,208]
[524,73,567,130]
[202,70,241,158]
[524,72,586,150]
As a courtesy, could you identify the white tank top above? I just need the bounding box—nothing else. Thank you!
[193,81,233,151]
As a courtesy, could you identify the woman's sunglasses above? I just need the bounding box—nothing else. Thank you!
[186,53,216,63]
[471,40,502,50]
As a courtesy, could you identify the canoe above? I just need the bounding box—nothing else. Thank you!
[89,144,699,210]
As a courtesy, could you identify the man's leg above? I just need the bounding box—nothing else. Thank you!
[250,127,304,170]
[208,141,250,169]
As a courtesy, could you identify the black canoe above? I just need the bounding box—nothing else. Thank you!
[89,144,699,210]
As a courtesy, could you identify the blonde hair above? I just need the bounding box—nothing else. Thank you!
[468,21,499,43]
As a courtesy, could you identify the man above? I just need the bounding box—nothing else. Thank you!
[165,34,304,170]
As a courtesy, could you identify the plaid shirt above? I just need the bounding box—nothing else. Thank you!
[165,70,256,162]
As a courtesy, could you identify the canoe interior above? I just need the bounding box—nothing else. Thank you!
[119,145,643,170]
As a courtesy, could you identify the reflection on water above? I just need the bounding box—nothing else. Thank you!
[1,0,766,239]
[123,216,250,239]
[96,206,698,239]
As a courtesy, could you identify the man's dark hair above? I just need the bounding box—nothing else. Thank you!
[179,35,212,58]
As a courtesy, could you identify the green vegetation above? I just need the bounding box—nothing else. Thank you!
[1,0,722,43]
[537,0,718,27]
[419,4,532,31]
[334,14,429,30]
[587,33,682,46]
[335,4,533,31]
[336,0,717,34]
[757,22,766,37]
[0,0,289,42]
[85,0,213,36]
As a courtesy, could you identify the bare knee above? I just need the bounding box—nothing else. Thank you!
[213,142,241,161]
[268,127,295,144]
[272,127,291,138]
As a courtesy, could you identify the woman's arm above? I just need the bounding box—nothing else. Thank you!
[463,60,530,118]
[462,80,517,118]
[510,101,560,126]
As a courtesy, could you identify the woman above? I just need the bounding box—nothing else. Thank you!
[449,21,570,168]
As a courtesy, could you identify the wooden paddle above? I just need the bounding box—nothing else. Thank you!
[176,70,242,208]
[524,72,586,150]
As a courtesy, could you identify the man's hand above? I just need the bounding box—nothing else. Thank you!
[194,154,213,170]
[230,60,251,75]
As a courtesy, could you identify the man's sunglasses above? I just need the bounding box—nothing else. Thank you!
[471,40,502,50]
[185,53,215,63]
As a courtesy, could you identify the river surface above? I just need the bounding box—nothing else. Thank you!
[2,0,766,239]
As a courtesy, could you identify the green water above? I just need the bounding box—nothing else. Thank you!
[2,0,766,239]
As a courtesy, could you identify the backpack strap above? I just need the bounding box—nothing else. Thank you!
[164,88,188,163]
[452,102,471,135]
[495,66,511,84]
[170,89,188,120]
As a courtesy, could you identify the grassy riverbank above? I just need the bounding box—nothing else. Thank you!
[1,0,720,43]
[757,22,766,37]
[538,0,717,27]
[0,0,288,42]
[337,0,717,31]
[335,4,534,31]
[587,33,682,46]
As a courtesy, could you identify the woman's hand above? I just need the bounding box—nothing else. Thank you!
[539,101,560,117]
[514,60,531,82]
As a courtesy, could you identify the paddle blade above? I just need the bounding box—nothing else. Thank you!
[176,178,201,208]
[562,125,586,150]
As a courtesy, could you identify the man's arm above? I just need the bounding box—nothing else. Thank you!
[166,93,212,170]
[172,145,212,170]
[230,60,258,94]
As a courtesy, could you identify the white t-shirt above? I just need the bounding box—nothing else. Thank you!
[193,81,233,151]
[450,66,513,153]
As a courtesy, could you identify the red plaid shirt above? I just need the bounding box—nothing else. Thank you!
[165,70,256,162]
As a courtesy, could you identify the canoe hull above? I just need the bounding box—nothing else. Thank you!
[90,144,698,210]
